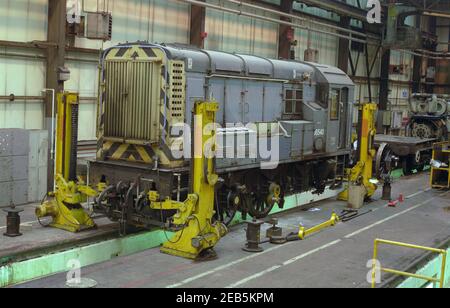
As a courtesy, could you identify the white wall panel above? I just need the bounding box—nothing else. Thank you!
[294,24,338,66]
[205,0,279,58]
[0,0,47,42]
[75,0,190,49]
[78,102,97,141]
[0,55,45,130]
[65,59,99,140]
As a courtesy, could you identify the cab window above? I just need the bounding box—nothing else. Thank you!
[284,89,303,115]
[330,89,341,120]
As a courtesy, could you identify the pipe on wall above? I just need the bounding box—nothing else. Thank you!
[223,0,377,40]
[176,0,372,45]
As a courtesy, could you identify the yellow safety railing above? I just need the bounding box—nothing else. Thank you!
[372,239,448,288]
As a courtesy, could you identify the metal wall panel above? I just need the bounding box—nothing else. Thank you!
[75,0,190,49]
[0,55,46,130]
[205,0,279,58]
[65,59,99,140]
[244,81,264,123]
[263,82,282,122]
[294,25,338,66]
[28,130,48,202]
[0,0,48,42]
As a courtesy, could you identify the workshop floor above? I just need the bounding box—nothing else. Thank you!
[0,205,116,259]
[11,172,450,288]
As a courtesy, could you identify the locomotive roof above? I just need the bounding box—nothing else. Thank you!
[107,43,354,86]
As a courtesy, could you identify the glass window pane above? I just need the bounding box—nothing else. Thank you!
[285,101,293,114]
[330,89,340,120]
[295,100,302,114]
[286,90,293,100]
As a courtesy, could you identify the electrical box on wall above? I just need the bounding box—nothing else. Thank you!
[57,67,71,82]
[86,12,113,41]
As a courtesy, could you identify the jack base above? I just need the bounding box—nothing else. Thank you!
[3,232,22,238]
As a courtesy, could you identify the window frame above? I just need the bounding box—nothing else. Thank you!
[284,88,304,116]
[329,88,341,121]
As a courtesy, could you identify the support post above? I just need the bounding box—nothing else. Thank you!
[278,0,294,60]
[412,16,422,93]
[378,48,390,132]
[338,17,351,73]
[426,16,437,94]
[189,0,206,48]
[46,0,67,192]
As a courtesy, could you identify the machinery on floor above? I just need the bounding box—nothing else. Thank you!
[89,42,355,227]
[407,93,450,141]
[374,135,434,176]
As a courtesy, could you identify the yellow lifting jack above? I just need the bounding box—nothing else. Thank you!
[338,103,378,208]
[36,92,98,232]
[149,101,228,259]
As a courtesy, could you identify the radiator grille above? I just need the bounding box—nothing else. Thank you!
[104,60,161,143]
[168,61,186,122]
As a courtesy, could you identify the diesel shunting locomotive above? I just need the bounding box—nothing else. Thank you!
[89,43,355,228]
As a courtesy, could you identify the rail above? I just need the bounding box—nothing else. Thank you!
[372,239,447,288]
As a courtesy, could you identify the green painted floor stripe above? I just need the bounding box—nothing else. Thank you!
[0,230,171,287]
[398,246,450,288]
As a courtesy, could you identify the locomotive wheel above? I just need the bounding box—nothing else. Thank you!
[248,194,276,219]
[220,191,240,226]
[215,189,241,226]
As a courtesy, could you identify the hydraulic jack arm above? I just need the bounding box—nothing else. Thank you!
[149,101,227,260]
[36,92,97,233]
[339,103,378,203]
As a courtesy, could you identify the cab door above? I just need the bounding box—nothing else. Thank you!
[338,88,349,149]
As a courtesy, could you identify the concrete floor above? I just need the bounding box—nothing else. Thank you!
[11,172,450,288]
[0,204,116,259]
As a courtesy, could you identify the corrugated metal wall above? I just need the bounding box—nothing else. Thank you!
[76,0,190,49]
[205,0,278,58]
[293,25,338,66]
[0,0,47,130]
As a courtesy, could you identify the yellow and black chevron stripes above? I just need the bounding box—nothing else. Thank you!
[104,142,155,164]
[105,45,167,63]
[97,45,188,167]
